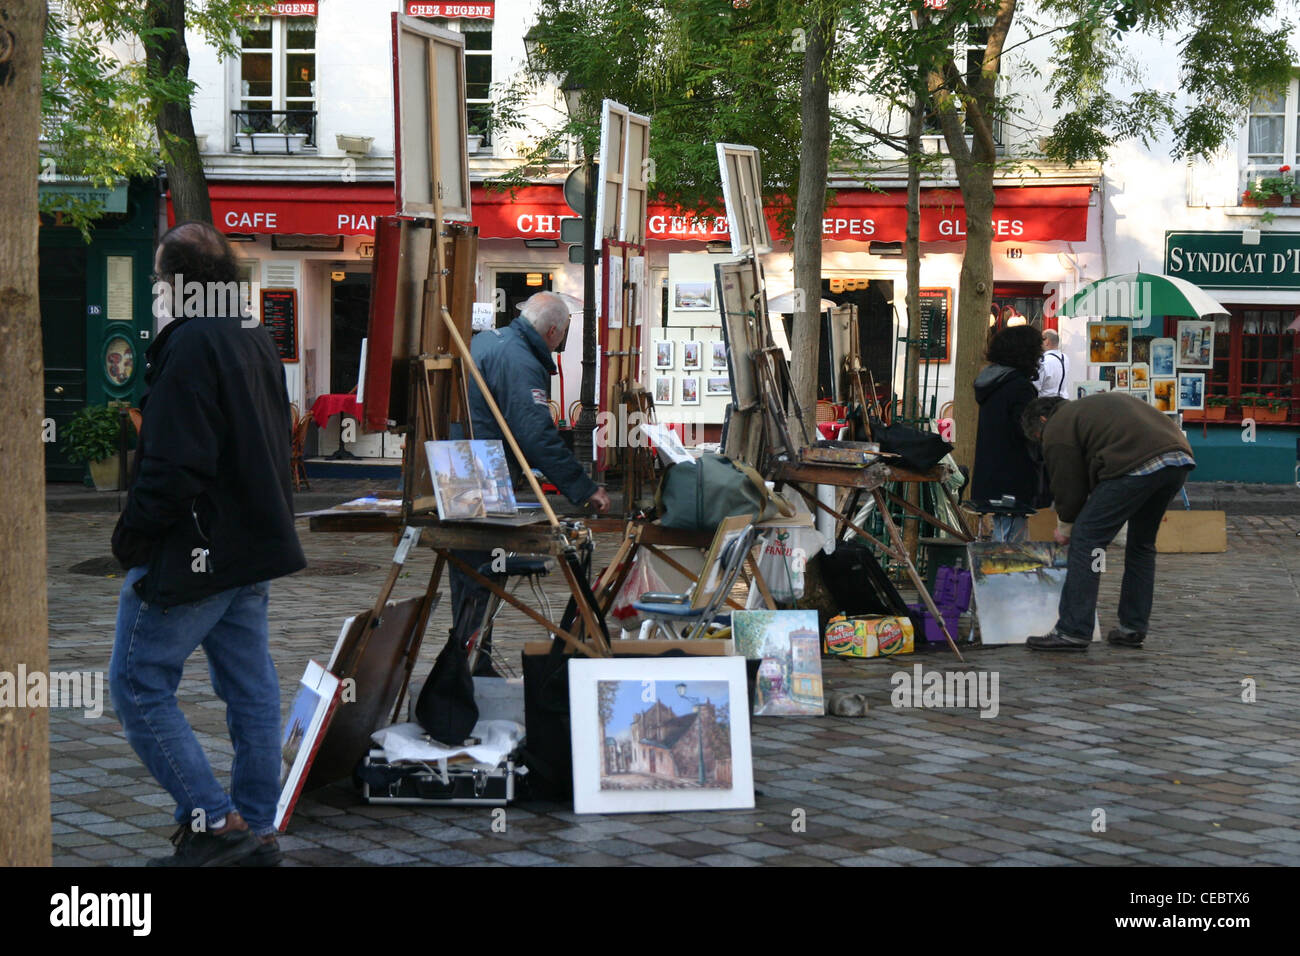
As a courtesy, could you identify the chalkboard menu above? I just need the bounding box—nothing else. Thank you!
[917,288,950,363]
[261,288,299,362]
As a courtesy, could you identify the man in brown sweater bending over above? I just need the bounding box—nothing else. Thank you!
[1019,393,1195,651]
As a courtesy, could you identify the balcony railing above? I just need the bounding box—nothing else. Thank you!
[231,110,317,154]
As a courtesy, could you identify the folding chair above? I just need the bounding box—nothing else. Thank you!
[632,515,756,641]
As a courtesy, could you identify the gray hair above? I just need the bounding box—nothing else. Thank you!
[520,292,570,336]
[1042,328,1060,348]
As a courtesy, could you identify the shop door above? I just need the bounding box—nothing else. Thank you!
[330,272,373,393]
[493,270,553,328]
[41,247,88,482]
[822,279,894,402]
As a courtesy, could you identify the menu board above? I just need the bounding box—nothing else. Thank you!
[261,288,299,362]
[917,288,950,363]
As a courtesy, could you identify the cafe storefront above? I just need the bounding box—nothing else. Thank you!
[1165,230,1300,483]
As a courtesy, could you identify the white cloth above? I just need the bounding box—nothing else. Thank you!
[1038,349,1070,398]
[370,720,523,768]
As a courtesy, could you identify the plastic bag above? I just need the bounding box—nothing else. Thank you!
[751,526,824,604]
[609,555,670,629]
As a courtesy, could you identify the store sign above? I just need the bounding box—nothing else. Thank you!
[259,1,318,15]
[184,183,1089,243]
[39,183,128,213]
[1166,231,1300,290]
[404,1,494,17]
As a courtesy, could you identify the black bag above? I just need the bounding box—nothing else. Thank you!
[816,539,909,617]
[519,633,576,801]
[415,628,479,747]
[868,417,952,472]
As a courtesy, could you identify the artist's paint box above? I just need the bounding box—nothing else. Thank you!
[823,614,914,658]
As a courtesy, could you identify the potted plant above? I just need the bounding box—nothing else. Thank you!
[63,402,133,491]
[466,124,485,153]
[1200,395,1229,421]
[1243,166,1297,206]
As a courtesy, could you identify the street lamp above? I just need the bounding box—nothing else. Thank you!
[676,684,707,787]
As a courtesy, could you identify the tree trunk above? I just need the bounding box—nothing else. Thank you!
[926,0,1016,475]
[146,0,211,223]
[902,82,924,563]
[0,0,52,867]
[789,9,835,441]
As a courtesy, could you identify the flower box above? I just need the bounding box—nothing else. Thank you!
[1241,191,1285,208]
[1187,405,1226,421]
[1242,405,1288,423]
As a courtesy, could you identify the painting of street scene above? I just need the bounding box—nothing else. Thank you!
[968,542,1095,645]
[597,679,732,790]
[733,609,824,716]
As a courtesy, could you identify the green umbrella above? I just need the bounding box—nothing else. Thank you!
[1060,271,1229,328]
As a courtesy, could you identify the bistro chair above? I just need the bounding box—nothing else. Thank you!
[632,515,756,641]
[290,402,311,492]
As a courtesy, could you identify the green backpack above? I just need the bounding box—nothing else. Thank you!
[655,453,794,531]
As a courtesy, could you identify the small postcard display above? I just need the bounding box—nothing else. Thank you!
[733,609,824,716]
[425,439,518,520]
[568,656,755,814]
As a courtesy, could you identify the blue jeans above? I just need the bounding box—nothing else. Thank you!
[109,566,281,834]
[1056,466,1192,639]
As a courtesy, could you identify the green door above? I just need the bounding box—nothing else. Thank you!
[41,246,88,482]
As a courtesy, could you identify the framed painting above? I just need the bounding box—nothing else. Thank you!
[1087,321,1132,365]
[568,656,754,813]
[654,340,674,370]
[680,376,700,405]
[681,340,702,370]
[1176,320,1215,370]
[1075,380,1111,399]
[733,609,823,716]
[1178,372,1205,410]
[654,376,673,405]
[716,143,772,256]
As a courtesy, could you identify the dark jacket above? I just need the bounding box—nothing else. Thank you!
[112,314,306,606]
[1042,391,1195,522]
[467,317,598,506]
[971,364,1039,506]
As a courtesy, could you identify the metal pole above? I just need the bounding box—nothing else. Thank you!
[576,153,599,478]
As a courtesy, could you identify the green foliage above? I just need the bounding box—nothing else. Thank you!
[40,0,274,237]
[1042,0,1296,162]
[62,402,131,464]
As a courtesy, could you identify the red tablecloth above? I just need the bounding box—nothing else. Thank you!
[817,421,848,440]
[310,393,364,429]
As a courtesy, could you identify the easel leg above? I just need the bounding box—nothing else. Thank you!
[873,489,965,663]
[390,553,446,725]
[745,553,777,610]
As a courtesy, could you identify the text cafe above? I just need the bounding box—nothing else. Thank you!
[1163,230,1300,483]
[174,180,1095,460]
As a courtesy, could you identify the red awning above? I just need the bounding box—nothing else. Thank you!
[177,182,1090,243]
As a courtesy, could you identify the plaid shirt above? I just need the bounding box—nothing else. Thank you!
[1127,451,1195,477]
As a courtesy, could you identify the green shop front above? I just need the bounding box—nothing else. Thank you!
[1164,230,1299,484]
[39,180,156,482]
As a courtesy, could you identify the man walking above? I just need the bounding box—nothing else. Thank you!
[1020,392,1194,651]
[110,222,305,865]
[1037,328,1070,398]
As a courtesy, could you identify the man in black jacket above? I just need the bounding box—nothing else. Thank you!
[450,293,609,672]
[109,222,306,866]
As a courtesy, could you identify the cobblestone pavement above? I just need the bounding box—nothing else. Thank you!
[42,511,1300,867]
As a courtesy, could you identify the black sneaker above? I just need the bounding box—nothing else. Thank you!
[1107,628,1146,647]
[1025,629,1091,651]
[148,811,259,867]
[237,834,284,867]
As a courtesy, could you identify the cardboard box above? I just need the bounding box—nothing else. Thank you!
[824,614,914,658]
[1027,507,1227,554]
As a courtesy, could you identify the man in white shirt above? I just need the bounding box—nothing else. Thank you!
[1038,329,1070,398]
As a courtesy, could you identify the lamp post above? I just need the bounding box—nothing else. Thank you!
[523,27,599,479]
[562,77,599,479]
[675,683,707,787]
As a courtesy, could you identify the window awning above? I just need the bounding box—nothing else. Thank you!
[176,182,1090,243]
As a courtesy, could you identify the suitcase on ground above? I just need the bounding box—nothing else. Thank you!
[358,751,517,806]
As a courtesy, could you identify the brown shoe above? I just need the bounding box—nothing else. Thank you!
[237,833,284,867]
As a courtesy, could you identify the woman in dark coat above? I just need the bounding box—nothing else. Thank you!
[972,325,1044,542]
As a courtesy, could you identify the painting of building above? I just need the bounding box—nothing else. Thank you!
[598,680,732,791]
[733,609,825,716]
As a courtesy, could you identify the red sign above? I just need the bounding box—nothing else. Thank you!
[404,1,495,17]
[261,1,318,15]
[179,183,1089,244]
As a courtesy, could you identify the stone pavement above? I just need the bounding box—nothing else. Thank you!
[41,511,1300,866]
